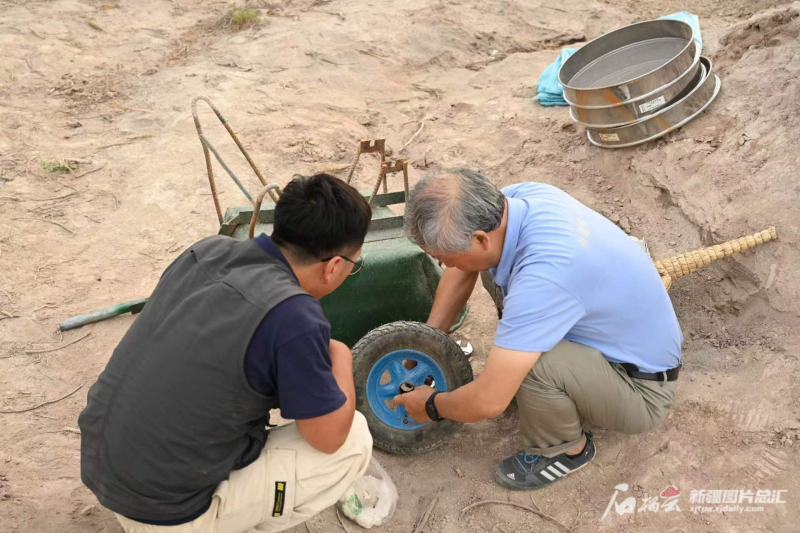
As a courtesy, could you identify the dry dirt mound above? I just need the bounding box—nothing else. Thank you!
[606,2,800,353]
[717,1,800,70]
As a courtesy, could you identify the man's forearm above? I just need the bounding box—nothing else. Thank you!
[432,381,497,423]
[427,268,479,331]
[295,341,356,454]
[330,341,356,411]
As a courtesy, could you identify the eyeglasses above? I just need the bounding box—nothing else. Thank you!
[319,254,365,276]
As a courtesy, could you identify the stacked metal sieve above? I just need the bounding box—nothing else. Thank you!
[558,19,721,148]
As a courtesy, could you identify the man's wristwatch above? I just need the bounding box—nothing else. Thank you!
[425,391,444,422]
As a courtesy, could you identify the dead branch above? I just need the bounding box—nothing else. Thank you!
[400,121,425,153]
[72,162,107,179]
[461,500,572,532]
[413,496,439,533]
[29,191,81,202]
[94,141,132,151]
[0,385,83,414]
[336,508,350,533]
[25,332,91,354]
[354,49,396,64]
[13,217,76,235]
[112,101,154,113]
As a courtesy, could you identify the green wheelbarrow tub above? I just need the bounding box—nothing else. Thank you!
[219,189,467,347]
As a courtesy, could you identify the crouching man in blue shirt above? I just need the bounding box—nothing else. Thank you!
[79,174,373,531]
[395,169,682,490]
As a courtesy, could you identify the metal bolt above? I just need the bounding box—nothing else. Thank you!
[399,382,415,394]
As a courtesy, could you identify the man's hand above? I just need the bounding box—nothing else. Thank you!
[420,347,541,423]
[393,385,435,423]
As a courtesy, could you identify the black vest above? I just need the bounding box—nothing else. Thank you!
[78,236,306,521]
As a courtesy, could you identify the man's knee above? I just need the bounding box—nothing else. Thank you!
[620,383,677,435]
[349,411,372,447]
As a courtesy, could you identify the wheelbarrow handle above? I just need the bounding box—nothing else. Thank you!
[60,298,148,331]
[249,184,283,239]
[191,96,269,223]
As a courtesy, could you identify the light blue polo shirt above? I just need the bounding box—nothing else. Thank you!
[491,183,682,372]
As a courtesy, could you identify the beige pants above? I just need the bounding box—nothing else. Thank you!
[115,412,373,533]
[518,340,677,456]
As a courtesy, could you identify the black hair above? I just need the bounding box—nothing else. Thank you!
[272,173,371,264]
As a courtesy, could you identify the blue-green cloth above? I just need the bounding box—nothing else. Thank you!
[533,12,701,106]
[533,48,576,107]
[660,11,701,46]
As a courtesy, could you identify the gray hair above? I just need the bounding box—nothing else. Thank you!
[404,168,505,254]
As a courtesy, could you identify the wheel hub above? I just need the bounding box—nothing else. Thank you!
[365,349,448,431]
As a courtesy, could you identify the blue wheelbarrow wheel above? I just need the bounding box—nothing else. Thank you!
[352,321,474,454]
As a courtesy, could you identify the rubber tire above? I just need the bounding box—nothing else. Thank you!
[352,321,474,455]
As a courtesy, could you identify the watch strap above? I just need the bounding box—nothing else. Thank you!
[425,391,444,422]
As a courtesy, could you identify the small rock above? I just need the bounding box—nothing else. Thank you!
[594,176,604,184]
[620,217,632,234]
[787,439,794,447]
[609,213,620,223]
[669,241,676,246]
[454,466,464,478]
[605,184,613,191]
[411,156,429,168]
[80,505,97,516]
[66,120,82,129]
[768,440,774,445]
[739,136,746,146]
[503,112,516,120]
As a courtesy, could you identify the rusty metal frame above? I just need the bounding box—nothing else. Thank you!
[346,138,386,187]
[369,158,409,206]
[192,96,269,223]
[248,184,282,239]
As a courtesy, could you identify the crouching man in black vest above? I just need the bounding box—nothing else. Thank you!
[79,173,374,533]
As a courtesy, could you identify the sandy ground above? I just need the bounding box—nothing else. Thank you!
[1,0,799,532]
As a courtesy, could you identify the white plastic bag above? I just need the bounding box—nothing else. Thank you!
[337,456,398,529]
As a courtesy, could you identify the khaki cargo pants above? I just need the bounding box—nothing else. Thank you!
[481,272,677,457]
[115,412,373,533]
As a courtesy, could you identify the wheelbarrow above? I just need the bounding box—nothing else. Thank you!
[192,96,474,454]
